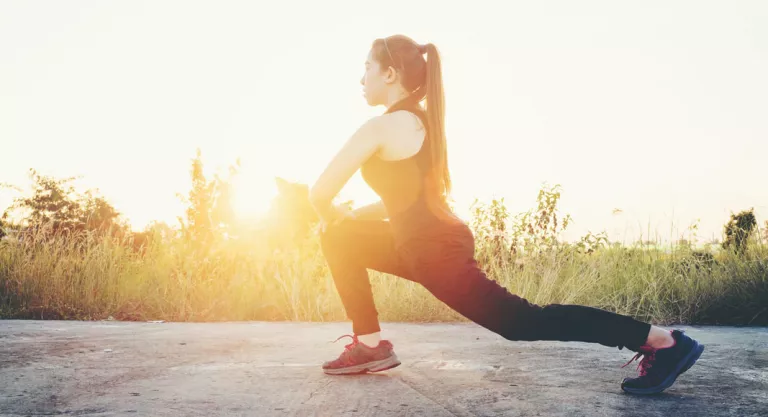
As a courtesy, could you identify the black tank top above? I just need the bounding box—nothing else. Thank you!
[361,99,464,247]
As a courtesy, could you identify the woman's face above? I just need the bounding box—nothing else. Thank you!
[360,48,393,107]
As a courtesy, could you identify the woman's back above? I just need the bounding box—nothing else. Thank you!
[361,99,462,244]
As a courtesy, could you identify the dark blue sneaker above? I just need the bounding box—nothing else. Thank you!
[620,329,704,395]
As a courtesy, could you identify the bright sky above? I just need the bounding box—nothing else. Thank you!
[2,0,766,244]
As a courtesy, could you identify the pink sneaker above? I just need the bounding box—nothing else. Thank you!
[322,334,401,375]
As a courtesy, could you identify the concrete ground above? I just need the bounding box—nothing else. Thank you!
[0,320,766,417]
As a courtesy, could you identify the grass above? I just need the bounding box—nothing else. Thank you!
[1,219,766,326]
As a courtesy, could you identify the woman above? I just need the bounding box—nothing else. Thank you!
[308,34,703,395]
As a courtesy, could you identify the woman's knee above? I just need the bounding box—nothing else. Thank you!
[503,303,574,341]
[319,223,351,256]
[497,304,545,341]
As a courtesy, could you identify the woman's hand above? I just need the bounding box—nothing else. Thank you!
[318,204,357,234]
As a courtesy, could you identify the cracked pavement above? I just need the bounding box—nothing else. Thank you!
[1,321,766,416]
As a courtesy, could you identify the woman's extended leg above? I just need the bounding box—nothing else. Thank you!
[397,225,650,350]
[415,252,653,351]
[398,224,704,394]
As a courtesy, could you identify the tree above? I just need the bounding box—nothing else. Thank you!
[4,169,124,237]
[722,208,757,255]
[176,149,239,248]
[78,190,122,232]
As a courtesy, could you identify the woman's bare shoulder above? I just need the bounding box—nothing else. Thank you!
[377,109,425,136]
[371,110,426,160]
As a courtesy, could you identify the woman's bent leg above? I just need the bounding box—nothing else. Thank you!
[320,219,414,335]
[319,219,412,375]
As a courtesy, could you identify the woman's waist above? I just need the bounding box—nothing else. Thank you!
[388,201,471,246]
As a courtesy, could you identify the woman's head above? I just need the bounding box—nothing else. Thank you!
[361,35,452,210]
[361,35,426,107]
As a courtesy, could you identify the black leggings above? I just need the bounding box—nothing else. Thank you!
[320,218,651,352]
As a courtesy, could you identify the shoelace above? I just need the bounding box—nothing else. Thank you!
[621,348,657,376]
[330,334,359,352]
[328,334,360,366]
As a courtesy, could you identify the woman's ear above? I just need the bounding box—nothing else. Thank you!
[384,65,399,84]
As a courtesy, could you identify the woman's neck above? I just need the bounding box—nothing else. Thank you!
[384,88,409,109]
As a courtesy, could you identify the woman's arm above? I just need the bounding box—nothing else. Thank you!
[352,200,388,221]
[310,117,385,221]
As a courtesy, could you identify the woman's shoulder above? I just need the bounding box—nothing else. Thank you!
[352,108,425,154]
[375,109,425,136]
[364,109,426,161]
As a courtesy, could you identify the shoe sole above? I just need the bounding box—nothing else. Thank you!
[622,342,704,395]
[679,344,704,376]
[323,354,401,375]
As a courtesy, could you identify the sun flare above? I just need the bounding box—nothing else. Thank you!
[231,175,278,221]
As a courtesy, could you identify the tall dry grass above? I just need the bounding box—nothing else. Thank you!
[1,203,766,325]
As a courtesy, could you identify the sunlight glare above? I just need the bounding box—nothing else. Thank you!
[231,175,277,221]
